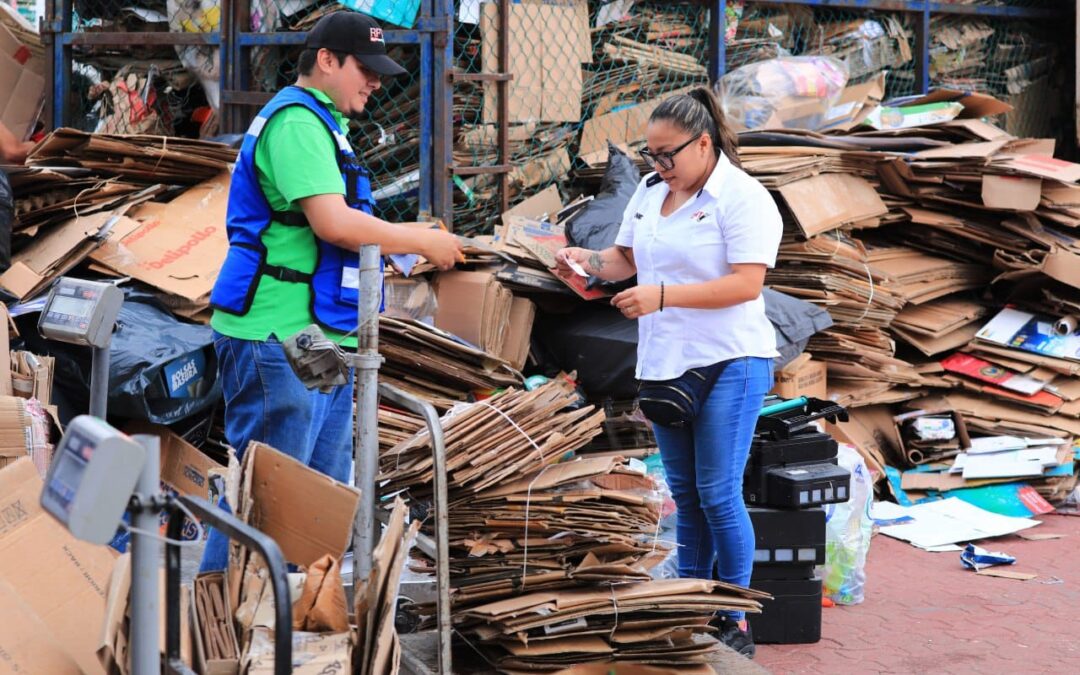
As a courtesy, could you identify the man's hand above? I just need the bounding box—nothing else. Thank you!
[420,228,464,271]
[0,119,33,165]
[611,285,662,319]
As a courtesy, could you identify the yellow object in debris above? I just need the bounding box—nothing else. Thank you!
[180,5,221,33]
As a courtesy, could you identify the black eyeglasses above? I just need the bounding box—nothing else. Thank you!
[639,134,701,171]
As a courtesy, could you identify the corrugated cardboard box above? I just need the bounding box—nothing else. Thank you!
[192,572,240,675]
[90,172,231,306]
[771,354,827,400]
[0,19,45,142]
[434,270,514,356]
[0,458,118,674]
[499,296,536,371]
[227,441,361,610]
[0,395,34,471]
[105,422,224,552]
[0,578,82,674]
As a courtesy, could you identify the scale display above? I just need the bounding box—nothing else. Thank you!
[38,278,124,348]
[41,416,146,545]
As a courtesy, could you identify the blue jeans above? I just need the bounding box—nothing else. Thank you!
[199,331,354,572]
[652,357,772,621]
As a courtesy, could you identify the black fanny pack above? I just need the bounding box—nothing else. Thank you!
[637,359,732,428]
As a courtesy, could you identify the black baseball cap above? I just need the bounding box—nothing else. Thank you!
[305,11,407,77]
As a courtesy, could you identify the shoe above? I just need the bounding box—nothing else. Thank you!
[711,614,756,659]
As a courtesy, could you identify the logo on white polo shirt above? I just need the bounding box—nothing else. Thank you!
[692,209,709,222]
[370,27,385,43]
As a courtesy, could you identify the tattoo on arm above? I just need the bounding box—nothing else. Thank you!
[588,251,605,271]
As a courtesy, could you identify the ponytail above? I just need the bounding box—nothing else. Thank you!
[687,87,741,169]
[651,87,742,169]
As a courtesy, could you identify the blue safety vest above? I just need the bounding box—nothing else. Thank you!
[210,86,381,335]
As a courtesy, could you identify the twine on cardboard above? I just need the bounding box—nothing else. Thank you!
[475,399,549,584]
[608,583,621,640]
[856,261,876,324]
[826,230,877,325]
[649,502,664,554]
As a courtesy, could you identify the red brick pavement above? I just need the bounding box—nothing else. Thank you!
[754,513,1080,674]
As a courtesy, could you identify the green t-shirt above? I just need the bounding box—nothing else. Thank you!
[211,88,358,347]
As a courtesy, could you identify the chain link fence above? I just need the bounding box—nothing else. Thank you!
[241,2,425,223]
[450,0,1072,235]
[65,1,220,136]
[54,1,1074,230]
[452,0,712,235]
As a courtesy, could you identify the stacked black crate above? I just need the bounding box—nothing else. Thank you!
[742,398,851,645]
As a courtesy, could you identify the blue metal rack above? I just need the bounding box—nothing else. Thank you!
[43,0,1074,227]
[218,0,451,220]
[708,0,1073,93]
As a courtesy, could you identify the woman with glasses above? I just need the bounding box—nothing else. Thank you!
[557,87,782,658]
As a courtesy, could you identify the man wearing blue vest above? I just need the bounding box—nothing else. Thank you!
[201,11,461,571]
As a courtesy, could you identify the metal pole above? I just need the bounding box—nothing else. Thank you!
[130,434,162,675]
[353,244,383,582]
[914,5,931,94]
[709,0,728,86]
[89,345,110,419]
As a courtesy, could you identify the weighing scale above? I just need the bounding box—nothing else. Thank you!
[36,279,293,674]
[41,415,293,675]
[37,277,124,418]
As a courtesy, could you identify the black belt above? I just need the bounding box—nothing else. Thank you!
[271,210,308,227]
[263,264,312,284]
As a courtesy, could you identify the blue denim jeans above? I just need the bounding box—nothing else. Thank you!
[652,357,773,620]
[199,331,354,572]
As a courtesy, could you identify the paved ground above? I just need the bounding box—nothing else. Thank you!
[755,513,1080,675]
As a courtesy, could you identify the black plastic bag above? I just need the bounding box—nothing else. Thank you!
[15,287,222,426]
[0,168,12,273]
[532,288,834,400]
[565,142,641,291]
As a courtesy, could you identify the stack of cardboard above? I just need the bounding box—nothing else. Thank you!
[378,377,606,497]
[26,128,236,185]
[409,455,669,603]
[381,378,766,670]
[377,316,523,410]
[456,578,766,673]
[728,81,1080,509]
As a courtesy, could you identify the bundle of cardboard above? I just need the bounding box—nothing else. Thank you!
[457,578,767,674]
[729,79,1080,507]
[378,378,770,669]
[377,316,523,410]
[378,377,606,497]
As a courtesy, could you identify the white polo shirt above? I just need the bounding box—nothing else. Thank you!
[614,152,783,381]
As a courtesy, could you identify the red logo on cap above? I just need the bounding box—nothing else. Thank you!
[370,27,384,43]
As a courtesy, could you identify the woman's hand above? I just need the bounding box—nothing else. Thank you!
[555,247,593,276]
[612,285,661,319]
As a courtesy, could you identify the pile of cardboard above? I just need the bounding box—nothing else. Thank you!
[0,4,45,144]
[2,155,232,318]
[378,377,606,496]
[729,80,1080,507]
[377,315,524,410]
[182,441,419,674]
[26,128,236,186]
[380,378,769,670]
[456,578,766,673]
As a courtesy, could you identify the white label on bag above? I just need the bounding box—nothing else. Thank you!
[342,267,360,290]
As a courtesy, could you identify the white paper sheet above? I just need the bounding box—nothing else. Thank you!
[875,498,1040,549]
[962,447,1059,480]
[968,436,1067,455]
